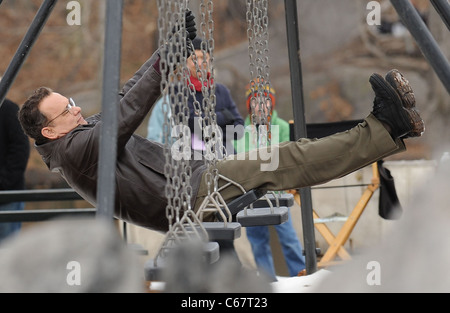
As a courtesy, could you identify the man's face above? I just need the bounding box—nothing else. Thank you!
[187,49,210,79]
[40,92,87,140]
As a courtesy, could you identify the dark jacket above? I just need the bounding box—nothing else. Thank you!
[35,51,207,232]
[186,83,244,151]
[0,99,30,194]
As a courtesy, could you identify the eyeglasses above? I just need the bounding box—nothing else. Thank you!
[45,98,76,127]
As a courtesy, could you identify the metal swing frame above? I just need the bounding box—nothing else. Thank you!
[0,0,449,277]
[290,161,380,268]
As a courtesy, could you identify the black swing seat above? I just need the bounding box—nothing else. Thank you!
[144,241,220,281]
[144,258,166,282]
[215,189,266,222]
[215,189,293,227]
[225,188,267,216]
[202,222,242,241]
[186,222,242,241]
[236,206,289,227]
[252,192,295,208]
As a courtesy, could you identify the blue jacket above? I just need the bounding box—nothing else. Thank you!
[147,83,244,151]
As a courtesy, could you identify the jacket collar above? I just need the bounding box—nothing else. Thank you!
[35,123,93,169]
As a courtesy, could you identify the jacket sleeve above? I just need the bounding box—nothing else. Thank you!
[115,50,162,152]
[119,49,161,97]
[0,102,30,190]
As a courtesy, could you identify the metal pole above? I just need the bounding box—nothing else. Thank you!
[390,0,450,94]
[0,0,58,109]
[96,0,123,220]
[431,0,450,31]
[284,0,317,274]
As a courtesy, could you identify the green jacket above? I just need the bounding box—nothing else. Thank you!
[234,110,290,153]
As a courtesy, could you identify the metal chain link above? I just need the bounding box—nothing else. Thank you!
[246,0,272,148]
[184,0,238,224]
[154,1,275,260]
[156,0,207,261]
[186,0,222,195]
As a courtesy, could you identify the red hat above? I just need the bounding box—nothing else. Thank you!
[245,80,276,114]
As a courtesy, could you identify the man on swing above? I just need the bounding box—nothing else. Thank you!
[18,11,424,233]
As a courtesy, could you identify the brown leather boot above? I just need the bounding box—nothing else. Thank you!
[369,70,425,138]
[385,69,424,138]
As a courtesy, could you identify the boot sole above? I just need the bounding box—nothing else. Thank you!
[385,70,416,108]
[385,69,424,137]
[370,73,413,137]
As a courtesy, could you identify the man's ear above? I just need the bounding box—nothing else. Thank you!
[41,127,58,140]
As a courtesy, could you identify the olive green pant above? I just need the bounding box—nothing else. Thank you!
[194,114,405,219]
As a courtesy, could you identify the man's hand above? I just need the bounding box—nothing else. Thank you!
[155,9,197,74]
[168,9,197,58]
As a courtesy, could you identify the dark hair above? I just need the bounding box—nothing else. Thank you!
[19,87,53,144]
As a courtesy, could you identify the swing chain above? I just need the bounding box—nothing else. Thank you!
[187,0,222,196]
[158,0,194,230]
[246,0,272,148]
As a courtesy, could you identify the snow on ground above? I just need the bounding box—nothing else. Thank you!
[270,269,332,293]
[148,269,332,293]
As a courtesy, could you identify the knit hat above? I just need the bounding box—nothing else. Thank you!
[192,37,205,51]
[245,80,276,114]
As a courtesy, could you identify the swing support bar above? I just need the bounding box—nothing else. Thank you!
[390,0,450,94]
[284,0,318,274]
[0,0,57,109]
